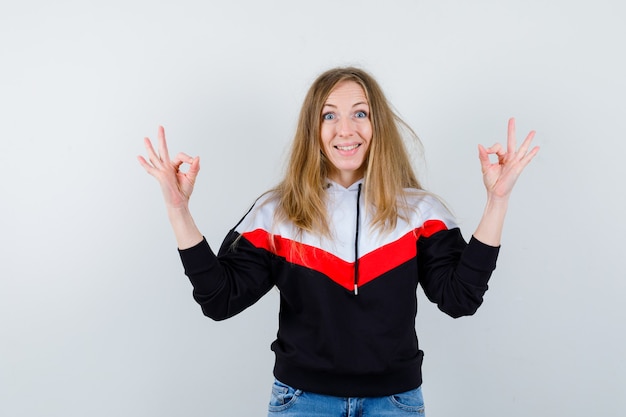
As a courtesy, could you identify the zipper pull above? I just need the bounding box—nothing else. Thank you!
[354,284,358,295]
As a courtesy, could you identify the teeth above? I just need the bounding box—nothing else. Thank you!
[336,144,360,151]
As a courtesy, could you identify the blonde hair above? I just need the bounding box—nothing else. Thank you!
[272,67,424,237]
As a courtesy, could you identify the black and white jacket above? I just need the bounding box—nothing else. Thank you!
[178,179,499,397]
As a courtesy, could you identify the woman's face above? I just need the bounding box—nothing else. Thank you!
[320,80,372,188]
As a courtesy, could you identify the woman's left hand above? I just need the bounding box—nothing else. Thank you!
[478,118,540,201]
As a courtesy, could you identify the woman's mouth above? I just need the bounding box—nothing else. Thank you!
[335,144,361,151]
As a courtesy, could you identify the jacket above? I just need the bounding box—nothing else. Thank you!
[178,179,499,397]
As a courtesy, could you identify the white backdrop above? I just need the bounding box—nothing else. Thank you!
[1,1,624,416]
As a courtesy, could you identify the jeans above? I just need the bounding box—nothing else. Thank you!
[268,379,425,416]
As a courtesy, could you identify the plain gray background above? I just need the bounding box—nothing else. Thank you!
[1,0,624,416]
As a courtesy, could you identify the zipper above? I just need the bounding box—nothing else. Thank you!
[353,183,362,295]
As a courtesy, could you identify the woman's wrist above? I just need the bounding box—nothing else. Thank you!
[473,196,510,247]
[167,206,203,249]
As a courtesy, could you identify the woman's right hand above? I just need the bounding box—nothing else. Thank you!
[137,126,200,209]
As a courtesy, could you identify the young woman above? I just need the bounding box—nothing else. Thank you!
[138,67,539,416]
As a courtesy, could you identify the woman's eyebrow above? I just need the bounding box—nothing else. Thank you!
[322,101,369,108]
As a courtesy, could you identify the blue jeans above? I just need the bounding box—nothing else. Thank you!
[268,379,425,416]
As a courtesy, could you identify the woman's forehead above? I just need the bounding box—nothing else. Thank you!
[324,81,368,106]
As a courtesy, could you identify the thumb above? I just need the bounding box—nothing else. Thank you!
[477,144,491,170]
[187,156,201,180]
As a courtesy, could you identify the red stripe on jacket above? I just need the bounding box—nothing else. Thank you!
[242,219,447,291]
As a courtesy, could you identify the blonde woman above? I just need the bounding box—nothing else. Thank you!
[138,67,539,416]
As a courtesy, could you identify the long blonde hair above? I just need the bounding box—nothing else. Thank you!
[272,67,424,237]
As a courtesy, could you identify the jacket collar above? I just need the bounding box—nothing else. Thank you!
[325,178,364,192]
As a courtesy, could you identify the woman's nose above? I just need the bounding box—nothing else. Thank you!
[337,117,355,137]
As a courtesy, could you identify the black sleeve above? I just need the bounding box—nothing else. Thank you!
[417,228,500,318]
[178,231,275,321]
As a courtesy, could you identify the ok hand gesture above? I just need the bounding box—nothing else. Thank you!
[478,118,540,202]
[137,126,200,210]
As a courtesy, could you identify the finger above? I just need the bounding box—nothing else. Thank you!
[172,159,184,171]
[137,155,157,175]
[143,137,162,167]
[478,144,492,170]
[507,117,517,154]
[173,152,195,165]
[138,154,169,179]
[171,152,196,176]
[158,126,171,163]
[486,143,505,157]
[519,145,540,166]
[187,156,201,180]
[517,130,536,156]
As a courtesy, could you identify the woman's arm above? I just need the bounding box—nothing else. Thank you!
[137,126,204,249]
[473,118,540,246]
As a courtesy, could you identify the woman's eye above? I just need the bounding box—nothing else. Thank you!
[355,111,368,118]
[322,112,336,121]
